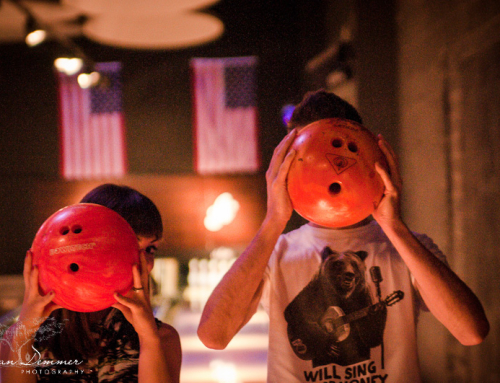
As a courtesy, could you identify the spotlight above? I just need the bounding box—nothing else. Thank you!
[77,71,101,89]
[204,193,240,232]
[25,16,47,47]
[54,58,101,89]
[54,57,84,75]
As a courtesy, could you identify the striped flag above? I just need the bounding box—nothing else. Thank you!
[58,62,127,180]
[191,56,260,174]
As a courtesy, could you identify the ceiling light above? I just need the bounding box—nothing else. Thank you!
[25,15,47,47]
[54,57,84,75]
[77,71,100,89]
[25,28,47,47]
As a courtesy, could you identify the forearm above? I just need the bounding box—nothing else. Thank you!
[0,323,39,383]
[138,335,177,383]
[198,216,285,349]
[381,219,489,345]
[198,127,295,348]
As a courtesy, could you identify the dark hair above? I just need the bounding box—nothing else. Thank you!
[80,183,163,240]
[288,89,363,131]
[39,184,162,361]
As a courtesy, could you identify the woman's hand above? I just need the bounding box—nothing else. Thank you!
[112,252,158,340]
[18,251,61,329]
[265,128,297,226]
[1,251,61,374]
[113,252,182,383]
[372,134,404,228]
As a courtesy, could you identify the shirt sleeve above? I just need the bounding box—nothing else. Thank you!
[259,233,290,313]
[260,265,271,313]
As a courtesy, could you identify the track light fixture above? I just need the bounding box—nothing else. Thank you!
[11,0,101,88]
[77,70,101,89]
[54,57,84,75]
[54,57,102,89]
[25,15,47,47]
[11,1,48,47]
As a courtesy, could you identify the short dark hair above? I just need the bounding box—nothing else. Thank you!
[80,183,163,240]
[288,89,362,131]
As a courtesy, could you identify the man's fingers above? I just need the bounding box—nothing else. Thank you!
[268,129,297,179]
[378,134,396,157]
[377,135,402,190]
[378,135,398,169]
[375,162,395,193]
[276,149,296,184]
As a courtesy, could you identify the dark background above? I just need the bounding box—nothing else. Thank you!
[0,1,329,178]
[0,1,499,380]
[0,0,334,274]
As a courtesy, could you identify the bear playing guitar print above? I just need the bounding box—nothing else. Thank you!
[285,247,404,381]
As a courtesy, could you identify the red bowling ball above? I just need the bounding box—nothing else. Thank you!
[31,203,139,312]
[287,118,387,228]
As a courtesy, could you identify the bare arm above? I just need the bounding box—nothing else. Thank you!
[197,218,286,350]
[136,323,181,383]
[113,253,181,383]
[197,129,297,350]
[0,322,38,383]
[0,252,61,383]
[373,136,489,345]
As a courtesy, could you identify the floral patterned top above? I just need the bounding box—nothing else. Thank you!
[33,309,161,382]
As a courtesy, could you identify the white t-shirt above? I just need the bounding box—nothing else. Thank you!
[260,220,446,383]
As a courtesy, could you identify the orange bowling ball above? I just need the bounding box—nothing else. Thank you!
[31,203,139,312]
[287,118,387,228]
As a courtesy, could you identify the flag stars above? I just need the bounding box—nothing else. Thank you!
[224,65,256,108]
[90,71,123,114]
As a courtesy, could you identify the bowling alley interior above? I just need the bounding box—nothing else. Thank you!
[1,0,499,382]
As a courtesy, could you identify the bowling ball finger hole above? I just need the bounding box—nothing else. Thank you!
[69,263,80,272]
[72,225,82,234]
[329,182,342,195]
[348,142,358,153]
[60,226,70,235]
[332,138,343,148]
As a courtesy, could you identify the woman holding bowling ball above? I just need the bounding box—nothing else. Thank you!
[0,184,181,383]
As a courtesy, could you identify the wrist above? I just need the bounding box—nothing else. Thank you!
[378,217,409,237]
[138,329,162,349]
[262,213,288,236]
[3,321,38,346]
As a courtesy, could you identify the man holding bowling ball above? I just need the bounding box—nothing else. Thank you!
[198,90,489,382]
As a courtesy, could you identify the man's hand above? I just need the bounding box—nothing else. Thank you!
[372,134,403,228]
[265,128,297,227]
[372,136,489,346]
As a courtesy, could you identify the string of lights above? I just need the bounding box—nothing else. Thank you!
[9,0,101,88]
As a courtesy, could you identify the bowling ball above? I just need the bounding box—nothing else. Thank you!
[287,118,387,228]
[31,203,139,312]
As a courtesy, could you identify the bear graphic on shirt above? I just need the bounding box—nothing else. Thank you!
[284,247,388,367]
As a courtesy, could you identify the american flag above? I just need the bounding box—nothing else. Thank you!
[191,56,260,174]
[58,62,127,180]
